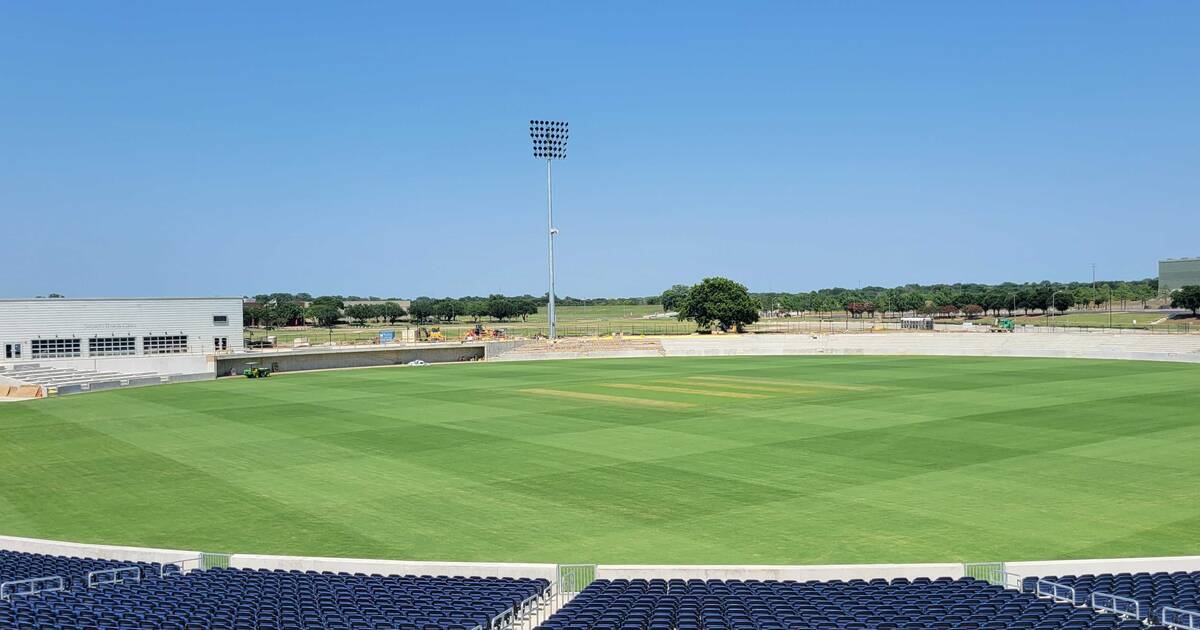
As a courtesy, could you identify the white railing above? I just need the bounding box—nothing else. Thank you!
[1162,607,1200,630]
[86,566,143,588]
[490,570,585,630]
[1089,591,1141,619]
[1035,578,1078,605]
[963,563,1026,592]
[160,555,204,577]
[0,575,65,600]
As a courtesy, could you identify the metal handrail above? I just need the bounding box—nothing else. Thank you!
[1162,606,1200,630]
[1090,591,1141,619]
[86,566,142,588]
[0,575,65,600]
[1035,578,1078,605]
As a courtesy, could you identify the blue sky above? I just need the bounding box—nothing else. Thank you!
[2,2,1197,299]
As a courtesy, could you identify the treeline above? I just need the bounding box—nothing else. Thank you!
[249,292,403,304]
[742,279,1161,318]
[407,295,539,323]
[243,294,542,328]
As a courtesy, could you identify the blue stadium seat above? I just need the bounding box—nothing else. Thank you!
[0,549,169,589]
[539,578,1127,630]
[1,550,549,630]
[1027,570,1200,621]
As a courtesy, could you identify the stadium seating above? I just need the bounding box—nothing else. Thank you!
[0,549,168,589]
[1,563,549,630]
[0,364,175,394]
[1022,571,1200,620]
[539,578,1144,630]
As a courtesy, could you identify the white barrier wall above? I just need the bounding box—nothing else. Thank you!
[8,534,1200,584]
[0,535,200,566]
[598,563,964,582]
[230,554,558,580]
[1007,556,1200,578]
[660,333,1200,364]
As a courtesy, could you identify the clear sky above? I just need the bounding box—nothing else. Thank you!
[2,2,1197,299]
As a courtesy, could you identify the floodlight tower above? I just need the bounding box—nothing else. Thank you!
[529,120,569,340]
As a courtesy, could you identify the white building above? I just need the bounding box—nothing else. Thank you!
[0,297,242,377]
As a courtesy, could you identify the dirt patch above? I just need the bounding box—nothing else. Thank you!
[518,388,695,409]
[600,383,768,399]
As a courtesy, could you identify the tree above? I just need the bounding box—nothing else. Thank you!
[660,284,691,312]
[408,298,435,323]
[269,301,303,328]
[487,295,517,321]
[306,303,341,328]
[1171,286,1200,315]
[379,301,406,324]
[343,304,370,325]
[515,298,539,322]
[464,300,488,322]
[894,291,924,316]
[243,305,268,327]
[311,296,345,310]
[1134,283,1156,308]
[981,290,1007,316]
[1074,287,1098,310]
[1052,291,1075,314]
[434,299,462,322]
[963,304,984,319]
[677,277,760,332]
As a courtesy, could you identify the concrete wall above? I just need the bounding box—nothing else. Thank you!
[659,332,1200,364]
[598,563,965,581]
[1008,556,1200,578]
[230,554,557,580]
[8,534,1200,582]
[216,344,485,376]
[0,535,199,566]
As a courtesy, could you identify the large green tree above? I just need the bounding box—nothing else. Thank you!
[306,303,341,328]
[407,298,435,323]
[1052,291,1075,314]
[660,284,691,312]
[678,277,760,332]
[433,299,462,322]
[269,301,303,328]
[486,294,517,321]
[1171,285,1200,315]
[378,301,406,324]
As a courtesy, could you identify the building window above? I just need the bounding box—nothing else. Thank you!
[31,338,81,359]
[88,337,137,357]
[144,335,188,354]
[213,337,228,351]
[213,315,228,325]
[5,343,20,359]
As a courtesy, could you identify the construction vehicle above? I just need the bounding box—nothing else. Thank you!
[418,327,446,342]
[242,362,272,378]
[993,318,1016,333]
[463,324,508,341]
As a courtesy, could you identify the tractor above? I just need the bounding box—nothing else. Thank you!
[242,362,272,378]
[993,318,1016,333]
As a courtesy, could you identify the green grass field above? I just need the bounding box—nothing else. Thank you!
[1010,311,1167,327]
[2,355,1197,565]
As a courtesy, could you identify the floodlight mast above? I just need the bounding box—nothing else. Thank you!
[529,120,568,340]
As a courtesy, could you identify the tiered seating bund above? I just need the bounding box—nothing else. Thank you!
[0,549,166,589]
[541,578,1143,630]
[2,565,548,630]
[1023,571,1200,619]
